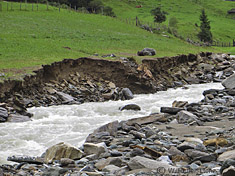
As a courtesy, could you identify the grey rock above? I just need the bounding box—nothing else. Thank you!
[218,150,235,162]
[83,142,108,156]
[222,166,235,176]
[119,104,141,111]
[7,155,43,164]
[177,141,196,152]
[7,114,31,123]
[126,113,165,126]
[42,166,68,176]
[122,88,134,100]
[184,149,208,160]
[130,130,145,139]
[160,107,184,115]
[177,110,200,124]
[0,107,8,119]
[222,74,235,89]
[220,159,235,174]
[60,158,75,166]
[56,91,75,104]
[130,148,145,157]
[102,164,120,174]
[127,156,176,170]
[137,48,156,56]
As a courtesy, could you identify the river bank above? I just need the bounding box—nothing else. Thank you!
[0,53,235,175]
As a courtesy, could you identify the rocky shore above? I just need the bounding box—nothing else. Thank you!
[0,53,235,175]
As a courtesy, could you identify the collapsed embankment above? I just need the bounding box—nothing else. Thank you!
[0,52,234,122]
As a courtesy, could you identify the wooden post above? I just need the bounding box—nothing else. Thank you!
[20,2,21,11]
[11,2,12,11]
[75,6,76,12]
[32,3,33,11]
[37,3,38,11]
[59,4,60,12]
[47,1,48,11]
[7,2,8,11]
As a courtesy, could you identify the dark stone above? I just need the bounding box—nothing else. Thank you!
[122,88,134,100]
[0,107,8,119]
[220,159,235,173]
[137,48,156,56]
[7,114,32,123]
[160,107,184,115]
[7,155,43,164]
[119,104,141,111]
[203,89,219,96]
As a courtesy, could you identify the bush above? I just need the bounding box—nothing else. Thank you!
[103,6,116,17]
[151,7,168,23]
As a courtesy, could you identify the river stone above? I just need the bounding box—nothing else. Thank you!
[44,142,84,163]
[137,48,156,56]
[83,142,108,156]
[218,150,235,162]
[160,107,184,115]
[102,164,120,174]
[56,92,75,104]
[184,149,208,160]
[95,157,123,170]
[122,88,134,100]
[177,141,196,152]
[220,159,235,174]
[176,110,199,124]
[7,155,43,164]
[222,74,235,89]
[119,104,141,111]
[172,100,188,108]
[127,156,175,170]
[222,166,235,176]
[0,107,8,119]
[126,113,165,126]
[7,114,31,123]
[86,121,118,143]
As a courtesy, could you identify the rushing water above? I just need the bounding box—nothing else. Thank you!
[0,83,223,164]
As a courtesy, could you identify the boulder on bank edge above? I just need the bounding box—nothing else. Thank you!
[43,142,84,163]
[137,48,156,56]
[222,73,235,89]
[119,104,141,111]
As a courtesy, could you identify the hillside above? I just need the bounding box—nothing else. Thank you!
[0,1,234,78]
[103,0,235,43]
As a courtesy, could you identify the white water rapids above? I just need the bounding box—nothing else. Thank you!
[0,83,223,164]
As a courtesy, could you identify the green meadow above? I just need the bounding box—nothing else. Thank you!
[0,0,234,77]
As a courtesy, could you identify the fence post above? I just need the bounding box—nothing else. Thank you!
[32,3,33,11]
[59,3,60,12]
[7,2,8,11]
[11,2,12,11]
[20,2,21,11]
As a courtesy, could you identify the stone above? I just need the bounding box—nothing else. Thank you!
[56,92,75,104]
[160,107,184,115]
[184,149,208,160]
[130,130,145,139]
[127,156,176,170]
[222,166,235,176]
[60,158,75,166]
[86,121,118,143]
[218,150,235,162]
[102,164,120,174]
[197,63,214,72]
[119,104,141,111]
[0,107,8,119]
[7,155,43,164]
[122,88,134,100]
[137,48,156,56]
[177,110,199,124]
[126,113,165,126]
[220,159,235,174]
[222,74,235,89]
[177,141,196,152]
[95,157,123,170]
[44,142,84,163]
[83,142,108,156]
[7,114,31,123]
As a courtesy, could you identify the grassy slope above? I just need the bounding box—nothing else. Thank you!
[0,1,232,77]
[103,0,235,50]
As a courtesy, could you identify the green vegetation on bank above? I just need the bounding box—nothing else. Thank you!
[0,0,234,78]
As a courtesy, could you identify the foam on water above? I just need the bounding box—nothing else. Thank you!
[0,83,223,164]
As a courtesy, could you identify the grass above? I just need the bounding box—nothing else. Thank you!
[0,1,233,78]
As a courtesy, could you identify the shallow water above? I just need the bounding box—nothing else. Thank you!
[0,83,223,164]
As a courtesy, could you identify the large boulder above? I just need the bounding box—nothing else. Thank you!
[218,150,235,162]
[43,142,84,163]
[83,142,108,156]
[137,48,156,56]
[122,88,134,100]
[127,156,176,170]
[0,107,8,122]
[222,74,235,89]
[176,110,200,125]
[119,104,141,111]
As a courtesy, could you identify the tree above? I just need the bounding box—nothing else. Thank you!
[151,7,168,23]
[103,6,116,17]
[198,9,213,43]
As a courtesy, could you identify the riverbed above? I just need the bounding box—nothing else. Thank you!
[0,83,224,164]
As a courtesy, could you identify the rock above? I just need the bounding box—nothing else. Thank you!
[222,74,235,89]
[218,150,235,162]
[222,166,235,176]
[122,88,134,100]
[0,107,8,119]
[60,158,75,166]
[7,155,43,164]
[126,113,165,126]
[176,110,200,124]
[102,164,120,174]
[127,156,175,170]
[197,63,214,72]
[42,166,68,176]
[83,142,108,156]
[119,104,141,111]
[220,159,235,174]
[177,142,196,152]
[184,149,208,160]
[86,121,118,143]
[7,114,31,123]
[44,142,84,163]
[130,130,145,139]
[160,107,184,115]
[137,48,156,56]
[56,92,75,104]
[95,157,123,170]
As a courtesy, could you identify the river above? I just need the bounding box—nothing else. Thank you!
[0,83,223,164]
